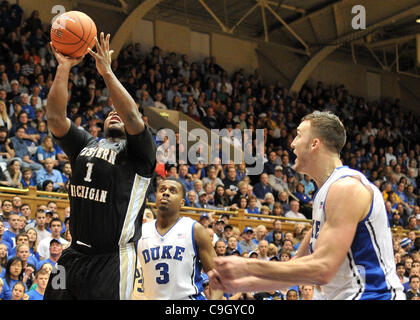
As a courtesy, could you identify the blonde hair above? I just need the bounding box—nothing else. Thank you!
[0,100,9,120]
[267,243,278,257]
[41,136,55,152]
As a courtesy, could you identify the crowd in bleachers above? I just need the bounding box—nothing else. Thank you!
[0,0,419,300]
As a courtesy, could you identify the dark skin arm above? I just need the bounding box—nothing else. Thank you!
[88,33,145,135]
[46,44,83,138]
[194,222,224,300]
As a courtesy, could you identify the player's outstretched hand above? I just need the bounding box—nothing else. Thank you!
[208,256,251,293]
[50,42,84,69]
[88,32,114,76]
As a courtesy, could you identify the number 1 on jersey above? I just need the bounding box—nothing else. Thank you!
[84,162,94,182]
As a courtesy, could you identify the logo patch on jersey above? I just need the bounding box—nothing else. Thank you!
[177,233,186,239]
[319,201,324,209]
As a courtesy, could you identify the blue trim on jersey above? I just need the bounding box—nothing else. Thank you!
[190,221,204,296]
[351,221,391,300]
[192,221,198,257]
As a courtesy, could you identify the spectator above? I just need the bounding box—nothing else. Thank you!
[257,240,270,260]
[265,219,283,243]
[10,126,42,171]
[300,174,316,196]
[11,281,26,300]
[26,269,49,300]
[214,184,229,207]
[60,162,71,184]
[277,191,290,213]
[268,165,288,195]
[406,215,420,231]
[226,236,241,255]
[0,158,22,188]
[0,100,12,130]
[286,289,299,300]
[214,239,227,257]
[202,165,224,189]
[35,136,58,167]
[396,263,409,284]
[405,275,420,300]
[239,227,257,253]
[37,217,68,260]
[245,195,259,215]
[15,243,36,287]
[196,191,217,210]
[300,285,315,300]
[0,257,27,300]
[284,200,307,221]
[31,208,51,243]
[198,213,212,228]
[20,167,35,187]
[3,212,20,248]
[0,126,14,164]
[252,173,273,201]
[212,219,225,243]
[178,164,193,191]
[35,158,64,191]
[281,239,296,257]
[36,239,63,271]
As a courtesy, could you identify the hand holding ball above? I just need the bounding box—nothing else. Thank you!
[50,11,97,58]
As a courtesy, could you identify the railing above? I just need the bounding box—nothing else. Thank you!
[0,186,418,237]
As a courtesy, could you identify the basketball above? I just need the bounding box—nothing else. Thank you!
[50,11,97,58]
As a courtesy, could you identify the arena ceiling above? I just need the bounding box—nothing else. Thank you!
[73,0,420,77]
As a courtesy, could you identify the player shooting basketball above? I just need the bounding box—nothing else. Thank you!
[44,32,156,300]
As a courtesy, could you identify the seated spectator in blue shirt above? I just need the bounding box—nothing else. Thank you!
[10,126,43,171]
[253,173,273,201]
[60,162,72,184]
[10,111,39,146]
[35,136,58,166]
[395,182,408,203]
[3,212,20,249]
[26,269,49,300]
[294,183,313,206]
[300,174,315,196]
[188,158,206,179]
[178,164,194,191]
[20,167,36,187]
[245,196,260,214]
[35,158,64,191]
[0,241,11,263]
[185,190,199,207]
[19,93,36,121]
[0,257,28,300]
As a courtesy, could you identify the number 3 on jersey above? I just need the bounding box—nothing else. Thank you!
[84,162,94,182]
[156,263,169,284]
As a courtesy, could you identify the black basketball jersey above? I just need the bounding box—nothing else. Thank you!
[54,122,156,251]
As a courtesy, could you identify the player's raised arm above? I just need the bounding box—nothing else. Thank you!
[46,44,83,138]
[88,32,145,135]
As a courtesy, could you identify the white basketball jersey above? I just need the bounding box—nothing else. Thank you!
[310,166,405,300]
[137,217,205,300]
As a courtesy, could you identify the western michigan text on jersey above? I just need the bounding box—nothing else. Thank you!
[69,184,108,203]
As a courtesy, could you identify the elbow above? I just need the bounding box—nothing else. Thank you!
[314,262,336,286]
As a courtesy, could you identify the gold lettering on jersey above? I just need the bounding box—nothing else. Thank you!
[70,184,108,203]
[79,146,117,165]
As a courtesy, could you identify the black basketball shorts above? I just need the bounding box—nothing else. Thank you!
[44,242,137,300]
